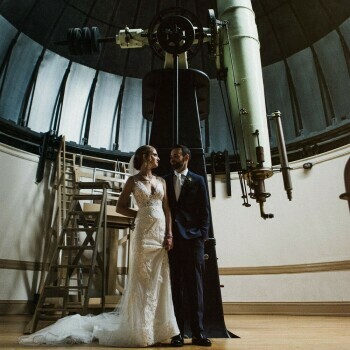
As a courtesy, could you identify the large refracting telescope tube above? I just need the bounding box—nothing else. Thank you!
[217,0,274,219]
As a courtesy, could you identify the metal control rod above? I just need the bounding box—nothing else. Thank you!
[270,111,293,201]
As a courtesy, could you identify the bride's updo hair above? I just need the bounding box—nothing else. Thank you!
[133,145,154,170]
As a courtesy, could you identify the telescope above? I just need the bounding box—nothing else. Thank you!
[56,1,292,219]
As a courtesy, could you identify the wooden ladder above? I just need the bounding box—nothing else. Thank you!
[36,138,75,296]
[24,181,110,334]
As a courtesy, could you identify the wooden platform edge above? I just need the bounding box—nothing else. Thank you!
[2,300,350,316]
[223,301,350,316]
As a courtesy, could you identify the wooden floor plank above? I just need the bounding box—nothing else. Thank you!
[1,315,350,349]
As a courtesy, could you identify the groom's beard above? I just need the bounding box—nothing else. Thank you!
[171,161,184,171]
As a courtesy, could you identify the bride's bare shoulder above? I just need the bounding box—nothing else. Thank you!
[155,175,165,183]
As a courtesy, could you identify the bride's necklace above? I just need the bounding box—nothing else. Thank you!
[139,173,154,182]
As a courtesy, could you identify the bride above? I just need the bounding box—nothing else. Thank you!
[19,145,179,347]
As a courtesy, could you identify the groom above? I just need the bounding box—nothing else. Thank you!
[164,144,211,347]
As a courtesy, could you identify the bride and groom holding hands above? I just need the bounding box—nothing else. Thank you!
[20,144,212,347]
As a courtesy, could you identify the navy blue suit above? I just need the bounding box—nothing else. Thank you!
[165,170,210,337]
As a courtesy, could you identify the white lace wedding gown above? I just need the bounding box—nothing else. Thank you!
[19,178,179,347]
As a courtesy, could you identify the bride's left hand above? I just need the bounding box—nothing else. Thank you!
[164,235,173,251]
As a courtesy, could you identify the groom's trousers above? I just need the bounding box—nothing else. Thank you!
[168,236,205,337]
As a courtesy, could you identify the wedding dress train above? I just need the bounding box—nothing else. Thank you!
[19,178,179,347]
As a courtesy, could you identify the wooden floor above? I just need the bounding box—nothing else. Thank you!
[1,314,350,349]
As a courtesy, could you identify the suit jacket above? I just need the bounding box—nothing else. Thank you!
[165,170,210,240]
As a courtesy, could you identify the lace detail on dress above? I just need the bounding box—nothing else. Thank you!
[19,176,179,347]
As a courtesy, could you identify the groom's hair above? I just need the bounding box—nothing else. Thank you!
[174,144,191,159]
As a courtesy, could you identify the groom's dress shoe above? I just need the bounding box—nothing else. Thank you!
[171,334,184,347]
[192,334,212,347]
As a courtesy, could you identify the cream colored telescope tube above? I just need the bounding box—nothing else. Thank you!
[217,0,272,171]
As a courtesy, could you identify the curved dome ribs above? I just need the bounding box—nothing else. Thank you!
[0,32,19,103]
[79,0,121,147]
[255,0,350,65]
[318,0,350,77]
[18,2,70,128]
[0,0,349,157]
[258,1,303,141]
[289,1,335,129]
[106,0,146,151]
[256,0,350,154]
[50,62,72,134]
